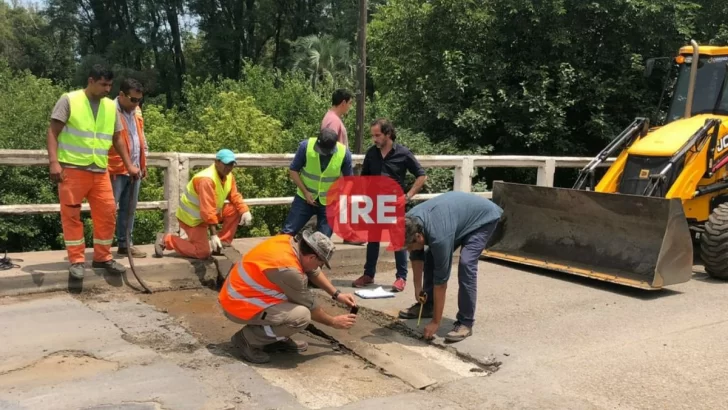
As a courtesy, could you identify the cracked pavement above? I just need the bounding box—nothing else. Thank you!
[2,257,728,410]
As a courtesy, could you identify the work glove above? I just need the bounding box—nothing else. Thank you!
[210,235,223,253]
[239,211,253,226]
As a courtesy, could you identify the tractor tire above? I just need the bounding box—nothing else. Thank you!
[699,202,728,280]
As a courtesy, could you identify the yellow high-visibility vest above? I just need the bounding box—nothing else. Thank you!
[57,89,116,169]
[296,137,345,205]
[177,164,233,227]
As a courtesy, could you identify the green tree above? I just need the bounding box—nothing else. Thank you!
[368,0,703,157]
[289,34,356,90]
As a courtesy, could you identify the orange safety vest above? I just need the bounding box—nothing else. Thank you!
[218,234,304,320]
[108,106,147,175]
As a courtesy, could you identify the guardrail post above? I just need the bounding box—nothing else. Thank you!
[537,158,556,187]
[164,154,180,234]
[453,157,475,192]
[178,155,190,196]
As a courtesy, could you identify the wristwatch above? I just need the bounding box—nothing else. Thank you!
[332,290,341,300]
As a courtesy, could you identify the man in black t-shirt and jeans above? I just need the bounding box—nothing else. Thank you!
[351,119,427,292]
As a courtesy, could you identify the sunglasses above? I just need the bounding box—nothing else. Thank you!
[122,92,143,103]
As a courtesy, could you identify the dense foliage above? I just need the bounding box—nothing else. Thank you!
[1,0,727,252]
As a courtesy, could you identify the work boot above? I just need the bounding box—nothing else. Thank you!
[263,338,308,353]
[92,260,126,275]
[118,246,147,258]
[68,263,85,280]
[398,302,433,320]
[154,233,166,258]
[231,330,270,364]
[444,322,473,343]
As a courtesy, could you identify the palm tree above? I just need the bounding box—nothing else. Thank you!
[288,34,355,90]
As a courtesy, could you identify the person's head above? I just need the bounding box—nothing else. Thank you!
[370,118,396,149]
[315,128,339,156]
[85,64,114,100]
[331,89,353,116]
[214,149,237,178]
[404,216,426,251]
[298,230,335,272]
[118,78,144,113]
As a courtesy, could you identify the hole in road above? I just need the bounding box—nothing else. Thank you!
[138,288,493,409]
[0,351,119,389]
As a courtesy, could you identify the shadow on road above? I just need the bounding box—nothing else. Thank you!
[482,258,686,300]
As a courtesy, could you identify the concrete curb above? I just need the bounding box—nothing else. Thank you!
[0,236,396,297]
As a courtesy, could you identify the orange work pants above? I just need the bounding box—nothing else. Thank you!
[58,168,116,264]
[164,203,241,259]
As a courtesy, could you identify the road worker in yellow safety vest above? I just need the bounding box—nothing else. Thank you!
[219,230,357,364]
[154,149,253,260]
[280,128,353,238]
[46,64,140,280]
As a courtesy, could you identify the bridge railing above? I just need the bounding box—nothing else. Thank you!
[0,149,615,234]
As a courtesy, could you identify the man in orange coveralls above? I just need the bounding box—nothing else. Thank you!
[154,149,253,259]
[46,64,140,280]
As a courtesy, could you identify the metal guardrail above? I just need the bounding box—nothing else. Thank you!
[0,149,615,234]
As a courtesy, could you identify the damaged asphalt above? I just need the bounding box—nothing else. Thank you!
[2,241,728,409]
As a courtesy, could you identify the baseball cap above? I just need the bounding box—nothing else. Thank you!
[301,230,335,269]
[216,149,237,165]
[314,128,339,156]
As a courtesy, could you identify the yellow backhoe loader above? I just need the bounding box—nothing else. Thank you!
[483,40,728,290]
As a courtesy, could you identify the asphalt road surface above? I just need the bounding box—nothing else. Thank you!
[1,258,727,410]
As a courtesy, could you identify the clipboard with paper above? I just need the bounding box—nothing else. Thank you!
[354,286,396,299]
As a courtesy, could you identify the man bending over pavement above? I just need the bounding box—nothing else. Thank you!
[400,191,502,343]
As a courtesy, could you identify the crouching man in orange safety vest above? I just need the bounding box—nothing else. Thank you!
[219,230,358,364]
[154,149,253,259]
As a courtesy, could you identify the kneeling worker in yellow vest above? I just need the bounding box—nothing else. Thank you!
[154,149,253,259]
[219,230,357,364]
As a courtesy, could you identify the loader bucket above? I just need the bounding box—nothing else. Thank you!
[482,182,694,290]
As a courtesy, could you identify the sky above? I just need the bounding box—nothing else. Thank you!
[4,0,200,35]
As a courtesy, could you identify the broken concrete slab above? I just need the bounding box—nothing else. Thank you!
[0,292,309,410]
[0,294,157,374]
[136,288,414,409]
[309,295,487,391]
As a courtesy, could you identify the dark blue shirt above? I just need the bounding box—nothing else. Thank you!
[408,191,503,285]
[361,143,426,192]
[289,139,354,176]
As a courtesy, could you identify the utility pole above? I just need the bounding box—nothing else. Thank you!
[354,0,367,156]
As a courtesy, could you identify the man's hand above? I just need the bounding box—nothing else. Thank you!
[304,191,317,206]
[416,289,427,305]
[49,161,63,183]
[336,292,356,308]
[423,320,439,340]
[210,235,223,253]
[239,211,253,226]
[127,164,141,180]
[331,314,357,329]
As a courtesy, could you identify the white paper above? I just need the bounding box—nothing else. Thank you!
[355,286,396,299]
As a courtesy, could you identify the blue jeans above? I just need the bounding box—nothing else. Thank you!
[111,174,141,248]
[281,195,332,237]
[364,242,408,280]
[411,219,499,328]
